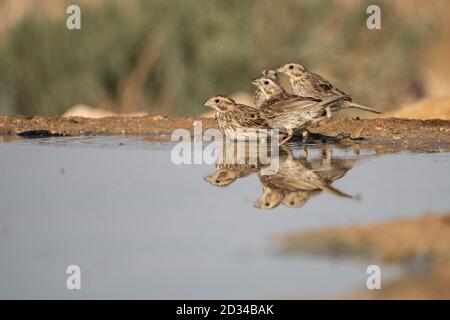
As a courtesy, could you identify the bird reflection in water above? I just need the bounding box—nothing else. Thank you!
[204,142,358,209]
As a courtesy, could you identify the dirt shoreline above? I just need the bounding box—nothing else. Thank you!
[0,115,449,142]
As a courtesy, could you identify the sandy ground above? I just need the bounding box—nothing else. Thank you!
[0,114,214,139]
[1,115,450,150]
[383,97,450,120]
[277,213,450,299]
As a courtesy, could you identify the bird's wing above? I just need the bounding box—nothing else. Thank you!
[262,170,324,191]
[234,104,267,127]
[310,72,349,98]
[260,96,320,118]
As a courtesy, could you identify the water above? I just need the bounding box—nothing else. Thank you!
[0,136,449,299]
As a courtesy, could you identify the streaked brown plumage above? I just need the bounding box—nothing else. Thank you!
[281,153,356,208]
[252,78,343,144]
[260,156,351,198]
[204,163,260,187]
[254,185,285,209]
[256,150,353,209]
[253,70,282,107]
[204,95,271,140]
[282,190,320,208]
[276,63,382,116]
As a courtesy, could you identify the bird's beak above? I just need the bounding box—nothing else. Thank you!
[253,200,263,208]
[203,176,214,183]
[251,78,260,86]
[276,66,287,73]
[204,98,222,112]
[203,98,213,108]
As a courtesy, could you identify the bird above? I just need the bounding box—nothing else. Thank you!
[204,95,271,141]
[252,77,344,144]
[254,149,353,209]
[260,155,352,199]
[252,75,293,102]
[253,70,282,107]
[254,185,285,209]
[282,190,320,208]
[204,163,261,187]
[276,63,382,117]
[280,152,356,208]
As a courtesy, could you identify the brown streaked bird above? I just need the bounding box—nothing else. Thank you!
[204,163,260,187]
[252,76,292,102]
[204,95,271,141]
[253,70,282,107]
[252,78,344,144]
[261,159,352,199]
[282,190,319,208]
[258,151,352,208]
[276,63,382,117]
[280,153,356,208]
[254,185,285,209]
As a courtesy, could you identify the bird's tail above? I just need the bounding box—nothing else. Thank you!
[323,185,353,199]
[317,95,350,108]
[343,101,382,114]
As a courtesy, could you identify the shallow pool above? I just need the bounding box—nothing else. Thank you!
[0,136,449,298]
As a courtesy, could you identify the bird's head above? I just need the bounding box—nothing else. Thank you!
[261,69,280,83]
[203,95,236,113]
[282,191,310,208]
[251,77,284,98]
[254,186,284,209]
[204,170,237,187]
[276,63,307,79]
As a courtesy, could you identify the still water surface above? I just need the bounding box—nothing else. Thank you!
[0,136,449,298]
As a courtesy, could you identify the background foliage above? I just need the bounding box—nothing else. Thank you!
[0,0,447,116]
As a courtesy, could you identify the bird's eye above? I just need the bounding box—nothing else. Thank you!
[264,80,269,85]
[289,65,294,70]
[214,99,220,103]
[215,180,220,184]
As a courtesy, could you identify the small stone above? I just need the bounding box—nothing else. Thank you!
[150,115,165,121]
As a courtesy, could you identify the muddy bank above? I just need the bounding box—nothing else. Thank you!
[0,115,215,139]
[276,213,450,299]
[0,115,449,149]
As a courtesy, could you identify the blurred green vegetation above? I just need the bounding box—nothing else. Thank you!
[0,0,445,116]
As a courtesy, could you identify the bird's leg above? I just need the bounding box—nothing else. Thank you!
[302,144,309,159]
[280,128,293,145]
[301,130,310,158]
[302,130,309,144]
[281,144,294,160]
[322,144,332,165]
[352,144,361,158]
[326,106,332,120]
